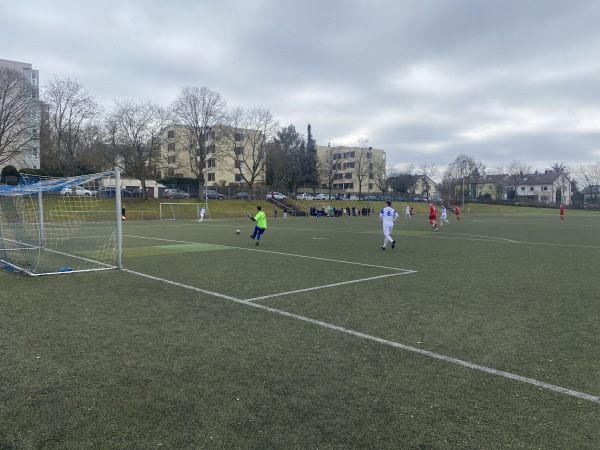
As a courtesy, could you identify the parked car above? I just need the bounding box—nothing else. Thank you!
[363,195,378,201]
[96,186,134,197]
[60,186,93,197]
[348,195,359,201]
[296,193,315,200]
[412,197,428,202]
[202,189,224,200]
[234,192,258,199]
[266,192,286,200]
[314,193,329,200]
[163,188,190,199]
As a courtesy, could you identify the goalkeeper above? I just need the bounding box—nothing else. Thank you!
[247,206,267,246]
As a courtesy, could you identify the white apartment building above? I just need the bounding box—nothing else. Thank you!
[0,59,41,172]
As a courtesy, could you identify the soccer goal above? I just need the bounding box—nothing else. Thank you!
[0,171,123,276]
[159,202,203,221]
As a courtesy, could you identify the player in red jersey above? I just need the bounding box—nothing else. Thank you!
[428,203,438,231]
[454,205,461,220]
[559,204,564,222]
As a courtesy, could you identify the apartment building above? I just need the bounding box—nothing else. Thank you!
[159,124,266,188]
[317,145,386,194]
[0,59,41,172]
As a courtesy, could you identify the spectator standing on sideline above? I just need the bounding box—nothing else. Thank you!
[248,206,267,246]
[380,200,399,250]
[121,206,126,221]
[283,208,287,218]
[274,207,278,218]
[199,207,205,222]
[559,204,564,222]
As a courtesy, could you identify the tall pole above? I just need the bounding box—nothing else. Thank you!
[367,147,372,211]
[461,164,465,210]
[115,169,123,269]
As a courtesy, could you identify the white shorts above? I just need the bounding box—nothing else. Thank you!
[383,223,394,236]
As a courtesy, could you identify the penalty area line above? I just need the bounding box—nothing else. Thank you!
[121,268,600,405]
[244,272,412,302]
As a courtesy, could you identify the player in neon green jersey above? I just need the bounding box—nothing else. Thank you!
[247,206,267,245]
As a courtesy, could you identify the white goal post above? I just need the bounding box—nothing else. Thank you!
[0,170,123,276]
[159,202,204,221]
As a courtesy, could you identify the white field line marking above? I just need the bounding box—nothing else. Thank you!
[421,234,600,249]
[121,268,600,405]
[244,272,411,302]
[123,268,240,301]
[124,234,412,272]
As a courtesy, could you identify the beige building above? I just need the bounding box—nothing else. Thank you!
[317,145,386,194]
[158,124,266,188]
[0,59,41,172]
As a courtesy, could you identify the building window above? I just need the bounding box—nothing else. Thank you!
[530,187,534,191]
[168,143,175,152]
[207,158,216,168]
[344,173,352,179]
[168,130,175,138]
[235,147,244,156]
[234,133,244,141]
[520,187,525,191]
[167,156,175,164]
[207,173,215,181]
[234,160,242,169]
[235,174,244,182]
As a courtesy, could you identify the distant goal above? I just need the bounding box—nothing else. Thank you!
[159,203,205,221]
[0,171,123,276]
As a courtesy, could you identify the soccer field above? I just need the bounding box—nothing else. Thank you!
[1,209,599,449]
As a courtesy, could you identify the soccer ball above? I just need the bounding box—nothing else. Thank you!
[235,229,240,234]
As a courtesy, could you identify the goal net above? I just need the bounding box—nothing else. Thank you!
[159,202,203,221]
[0,171,122,276]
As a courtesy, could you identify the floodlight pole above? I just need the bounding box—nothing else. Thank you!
[367,147,372,211]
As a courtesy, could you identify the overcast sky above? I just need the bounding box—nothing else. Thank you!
[3,0,600,174]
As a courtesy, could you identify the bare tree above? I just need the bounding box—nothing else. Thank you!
[226,107,279,194]
[418,162,439,183]
[418,162,439,200]
[317,145,339,196]
[371,159,389,195]
[170,86,227,193]
[42,76,102,176]
[104,99,172,198]
[445,154,486,202]
[354,137,371,197]
[505,160,532,200]
[574,162,600,205]
[0,66,37,166]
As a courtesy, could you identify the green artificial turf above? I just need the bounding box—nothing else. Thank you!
[1,207,599,449]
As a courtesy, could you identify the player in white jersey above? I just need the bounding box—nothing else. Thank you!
[440,205,449,225]
[379,200,399,250]
[199,207,206,222]
[404,205,412,219]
